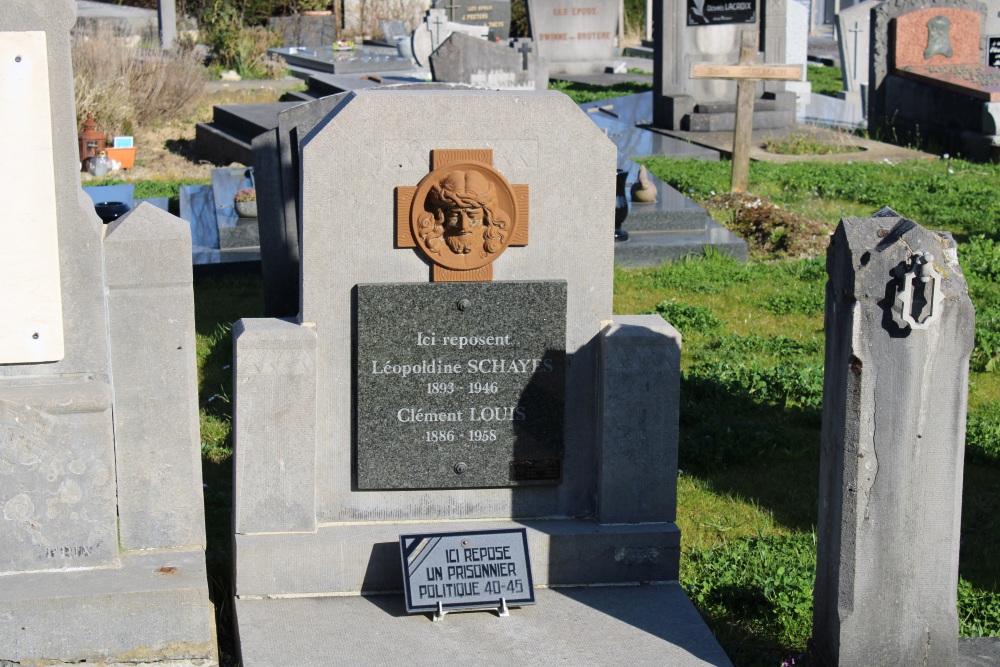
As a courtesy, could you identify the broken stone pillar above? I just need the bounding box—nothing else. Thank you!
[813,208,975,666]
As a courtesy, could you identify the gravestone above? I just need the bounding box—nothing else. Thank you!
[528,0,619,74]
[868,0,998,161]
[836,0,879,107]
[766,0,811,104]
[232,88,730,665]
[267,13,338,48]
[653,0,799,130]
[411,8,490,67]
[382,18,409,44]
[434,0,512,39]
[0,1,216,663]
[813,208,974,665]
[430,33,548,89]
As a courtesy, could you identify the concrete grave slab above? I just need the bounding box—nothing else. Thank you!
[236,584,732,667]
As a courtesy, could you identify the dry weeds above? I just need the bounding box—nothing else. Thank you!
[72,25,207,138]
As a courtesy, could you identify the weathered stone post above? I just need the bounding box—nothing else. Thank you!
[813,208,975,666]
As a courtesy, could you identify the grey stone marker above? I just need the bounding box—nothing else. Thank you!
[836,0,879,107]
[0,2,216,663]
[430,33,548,90]
[652,0,797,130]
[528,0,618,75]
[232,88,729,665]
[813,208,974,666]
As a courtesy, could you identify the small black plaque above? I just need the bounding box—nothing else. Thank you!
[355,281,566,490]
[687,0,756,26]
[400,528,535,613]
[989,37,1000,68]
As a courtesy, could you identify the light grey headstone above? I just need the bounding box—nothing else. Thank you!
[813,208,974,666]
[528,0,618,74]
[765,0,811,103]
[430,33,548,90]
[836,0,879,103]
[231,88,703,662]
[0,2,216,662]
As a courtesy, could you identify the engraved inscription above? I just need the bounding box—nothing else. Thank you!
[355,282,566,489]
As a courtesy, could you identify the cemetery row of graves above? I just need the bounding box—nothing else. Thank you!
[171,151,1000,665]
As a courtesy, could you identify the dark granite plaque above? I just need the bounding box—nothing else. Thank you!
[687,0,755,26]
[400,528,535,613]
[989,37,1000,68]
[435,0,511,39]
[355,281,566,490]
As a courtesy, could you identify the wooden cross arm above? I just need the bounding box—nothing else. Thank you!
[690,63,804,81]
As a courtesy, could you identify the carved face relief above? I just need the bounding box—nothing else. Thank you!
[411,162,517,272]
[925,15,954,60]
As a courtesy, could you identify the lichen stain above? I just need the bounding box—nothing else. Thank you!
[3,493,34,522]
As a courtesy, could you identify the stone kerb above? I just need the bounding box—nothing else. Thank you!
[813,208,974,666]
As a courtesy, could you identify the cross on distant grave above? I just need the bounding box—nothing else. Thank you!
[517,41,532,71]
[441,0,460,21]
[690,30,804,193]
[848,21,863,81]
[431,13,446,45]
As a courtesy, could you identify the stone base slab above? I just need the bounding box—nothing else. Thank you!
[0,549,217,665]
[235,583,732,666]
[235,519,680,597]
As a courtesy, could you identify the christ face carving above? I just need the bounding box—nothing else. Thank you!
[418,169,510,263]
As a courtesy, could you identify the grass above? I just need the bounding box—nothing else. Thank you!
[806,64,844,98]
[548,78,653,103]
[613,153,1000,664]
[761,132,863,156]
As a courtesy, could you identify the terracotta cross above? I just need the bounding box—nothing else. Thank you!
[395,149,529,282]
[690,30,803,193]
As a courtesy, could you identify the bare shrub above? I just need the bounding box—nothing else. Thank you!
[72,26,207,137]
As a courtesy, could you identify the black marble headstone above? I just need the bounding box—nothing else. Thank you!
[355,281,566,490]
[687,0,756,26]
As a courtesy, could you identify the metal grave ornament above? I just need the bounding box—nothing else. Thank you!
[400,528,535,618]
[396,149,529,282]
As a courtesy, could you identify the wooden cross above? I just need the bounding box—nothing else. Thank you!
[690,31,804,193]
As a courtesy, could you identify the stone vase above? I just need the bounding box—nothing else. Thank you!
[235,200,258,218]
